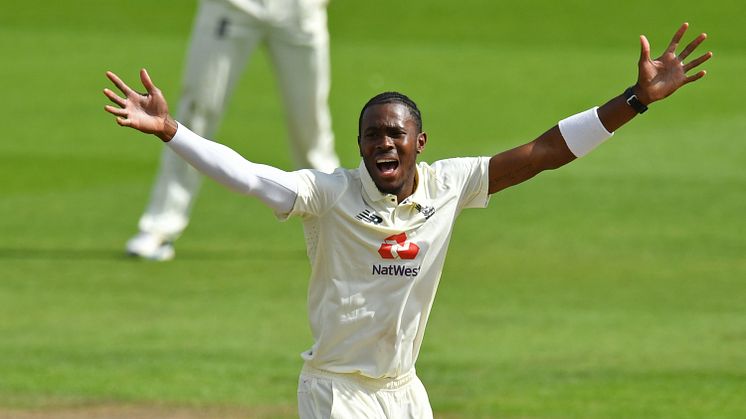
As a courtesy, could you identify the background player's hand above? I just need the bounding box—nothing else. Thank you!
[103,69,177,142]
[635,22,712,105]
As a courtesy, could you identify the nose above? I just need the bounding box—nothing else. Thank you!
[375,135,395,151]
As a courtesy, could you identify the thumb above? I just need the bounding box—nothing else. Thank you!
[140,68,157,95]
[639,35,651,63]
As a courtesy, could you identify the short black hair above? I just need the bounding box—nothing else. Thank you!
[358,92,423,135]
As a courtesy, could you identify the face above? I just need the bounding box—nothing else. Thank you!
[358,103,427,202]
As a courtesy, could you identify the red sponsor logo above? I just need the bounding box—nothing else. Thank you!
[378,232,420,260]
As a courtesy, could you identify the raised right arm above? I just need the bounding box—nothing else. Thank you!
[103,69,298,214]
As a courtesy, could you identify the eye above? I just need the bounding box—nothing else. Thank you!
[388,129,406,138]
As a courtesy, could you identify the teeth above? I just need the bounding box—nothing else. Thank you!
[377,158,397,163]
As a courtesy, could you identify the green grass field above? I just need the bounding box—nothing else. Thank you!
[1,0,745,417]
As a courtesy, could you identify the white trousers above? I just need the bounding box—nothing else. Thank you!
[138,0,339,238]
[297,365,434,419]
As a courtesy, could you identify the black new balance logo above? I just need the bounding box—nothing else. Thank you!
[356,209,383,225]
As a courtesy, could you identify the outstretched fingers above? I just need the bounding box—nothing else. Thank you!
[666,22,689,55]
[115,116,134,127]
[684,51,713,72]
[684,70,707,85]
[104,104,127,117]
[678,32,708,61]
[103,87,127,108]
[106,71,135,96]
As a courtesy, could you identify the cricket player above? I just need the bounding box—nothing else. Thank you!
[104,23,710,418]
[126,0,340,261]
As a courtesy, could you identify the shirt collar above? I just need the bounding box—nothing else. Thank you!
[358,159,428,206]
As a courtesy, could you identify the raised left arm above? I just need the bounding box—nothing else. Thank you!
[488,22,712,195]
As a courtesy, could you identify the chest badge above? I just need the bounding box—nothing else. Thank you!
[378,233,420,260]
[414,203,436,219]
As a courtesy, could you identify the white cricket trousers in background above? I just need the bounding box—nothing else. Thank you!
[297,365,434,419]
[138,0,339,239]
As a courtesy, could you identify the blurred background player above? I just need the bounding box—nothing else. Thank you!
[126,0,340,260]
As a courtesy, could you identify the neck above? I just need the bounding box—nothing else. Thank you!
[395,169,418,203]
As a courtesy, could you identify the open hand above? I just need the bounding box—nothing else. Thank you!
[103,69,177,142]
[636,22,712,104]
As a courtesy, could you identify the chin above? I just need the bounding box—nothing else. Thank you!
[374,180,401,196]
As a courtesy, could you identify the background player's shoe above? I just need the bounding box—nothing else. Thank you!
[125,231,175,261]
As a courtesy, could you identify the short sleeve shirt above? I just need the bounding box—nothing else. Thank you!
[285,157,491,378]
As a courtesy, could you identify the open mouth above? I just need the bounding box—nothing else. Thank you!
[376,158,399,176]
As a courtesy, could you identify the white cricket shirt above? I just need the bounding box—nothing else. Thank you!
[284,157,491,379]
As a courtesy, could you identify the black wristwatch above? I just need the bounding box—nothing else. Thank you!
[624,86,648,114]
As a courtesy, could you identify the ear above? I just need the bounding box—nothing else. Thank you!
[416,132,427,154]
[357,135,363,157]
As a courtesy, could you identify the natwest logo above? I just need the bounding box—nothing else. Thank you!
[378,232,420,260]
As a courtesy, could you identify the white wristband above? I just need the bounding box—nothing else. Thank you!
[558,107,613,157]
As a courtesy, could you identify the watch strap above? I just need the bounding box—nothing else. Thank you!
[624,87,648,114]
